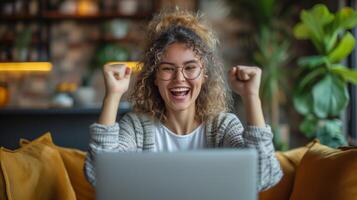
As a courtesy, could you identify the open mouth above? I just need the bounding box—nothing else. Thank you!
[170,87,190,97]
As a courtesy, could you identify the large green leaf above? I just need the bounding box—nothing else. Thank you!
[330,65,357,84]
[312,75,349,118]
[328,32,356,63]
[297,67,325,91]
[327,8,357,53]
[300,4,334,48]
[293,23,310,39]
[334,7,357,30]
[298,55,329,68]
[293,90,312,115]
[316,119,347,148]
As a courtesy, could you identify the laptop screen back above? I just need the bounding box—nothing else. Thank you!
[96,150,257,200]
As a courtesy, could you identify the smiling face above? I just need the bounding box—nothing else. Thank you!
[155,42,205,116]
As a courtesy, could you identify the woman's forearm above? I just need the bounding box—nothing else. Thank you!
[242,95,265,127]
[98,94,122,125]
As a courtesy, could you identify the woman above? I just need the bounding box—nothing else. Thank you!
[84,9,282,191]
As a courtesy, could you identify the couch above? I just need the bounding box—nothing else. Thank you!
[0,133,356,200]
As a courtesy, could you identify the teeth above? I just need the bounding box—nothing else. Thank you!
[170,87,190,92]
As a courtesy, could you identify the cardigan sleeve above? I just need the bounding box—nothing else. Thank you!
[220,113,283,192]
[84,113,137,186]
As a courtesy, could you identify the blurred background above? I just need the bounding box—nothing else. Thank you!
[0,0,356,150]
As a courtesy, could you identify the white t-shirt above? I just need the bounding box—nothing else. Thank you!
[153,123,206,152]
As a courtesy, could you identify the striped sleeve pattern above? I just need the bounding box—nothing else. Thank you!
[219,113,283,192]
[84,114,138,186]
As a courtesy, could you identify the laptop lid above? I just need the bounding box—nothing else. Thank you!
[96,149,257,200]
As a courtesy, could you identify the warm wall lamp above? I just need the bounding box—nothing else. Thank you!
[0,62,52,72]
[0,62,52,107]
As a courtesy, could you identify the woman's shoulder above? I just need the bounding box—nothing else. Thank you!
[204,113,244,139]
[120,111,154,124]
[205,112,243,130]
[210,112,241,124]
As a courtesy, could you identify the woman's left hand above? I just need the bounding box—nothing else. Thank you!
[228,65,262,98]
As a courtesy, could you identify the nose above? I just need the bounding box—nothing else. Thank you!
[173,67,186,81]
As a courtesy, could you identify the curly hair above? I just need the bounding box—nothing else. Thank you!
[129,8,232,122]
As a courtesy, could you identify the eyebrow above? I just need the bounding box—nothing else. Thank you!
[159,60,199,66]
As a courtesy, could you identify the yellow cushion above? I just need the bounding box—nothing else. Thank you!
[0,133,76,200]
[259,146,308,200]
[56,146,95,200]
[290,141,357,200]
[20,135,95,200]
[0,153,7,200]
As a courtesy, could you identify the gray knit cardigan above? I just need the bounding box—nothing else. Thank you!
[84,112,282,191]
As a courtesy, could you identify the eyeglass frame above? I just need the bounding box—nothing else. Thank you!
[156,61,204,81]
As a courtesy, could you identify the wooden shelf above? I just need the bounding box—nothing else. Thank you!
[60,36,139,48]
[42,11,152,21]
[0,14,40,21]
[95,36,139,43]
[0,0,155,63]
[0,11,152,22]
[0,106,131,115]
[0,36,42,45]
[0,35,139,46]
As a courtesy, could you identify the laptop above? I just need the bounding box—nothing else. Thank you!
[96,149,257,200]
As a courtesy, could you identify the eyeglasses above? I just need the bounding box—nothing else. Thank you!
[157,63,203,81]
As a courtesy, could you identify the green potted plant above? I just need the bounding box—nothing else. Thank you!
[226,0,292,150]
[293,4,357,148]
[254,27,291,151]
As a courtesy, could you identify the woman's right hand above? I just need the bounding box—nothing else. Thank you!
[98,64,131,125]
[103,64,132,97]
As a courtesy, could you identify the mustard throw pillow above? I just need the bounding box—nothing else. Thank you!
[259,146,308,200]
[55,147,95,200]
[290,141,357,200]
[0,133,76,200]
[20,135,95,200]
[0,152,7,200]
